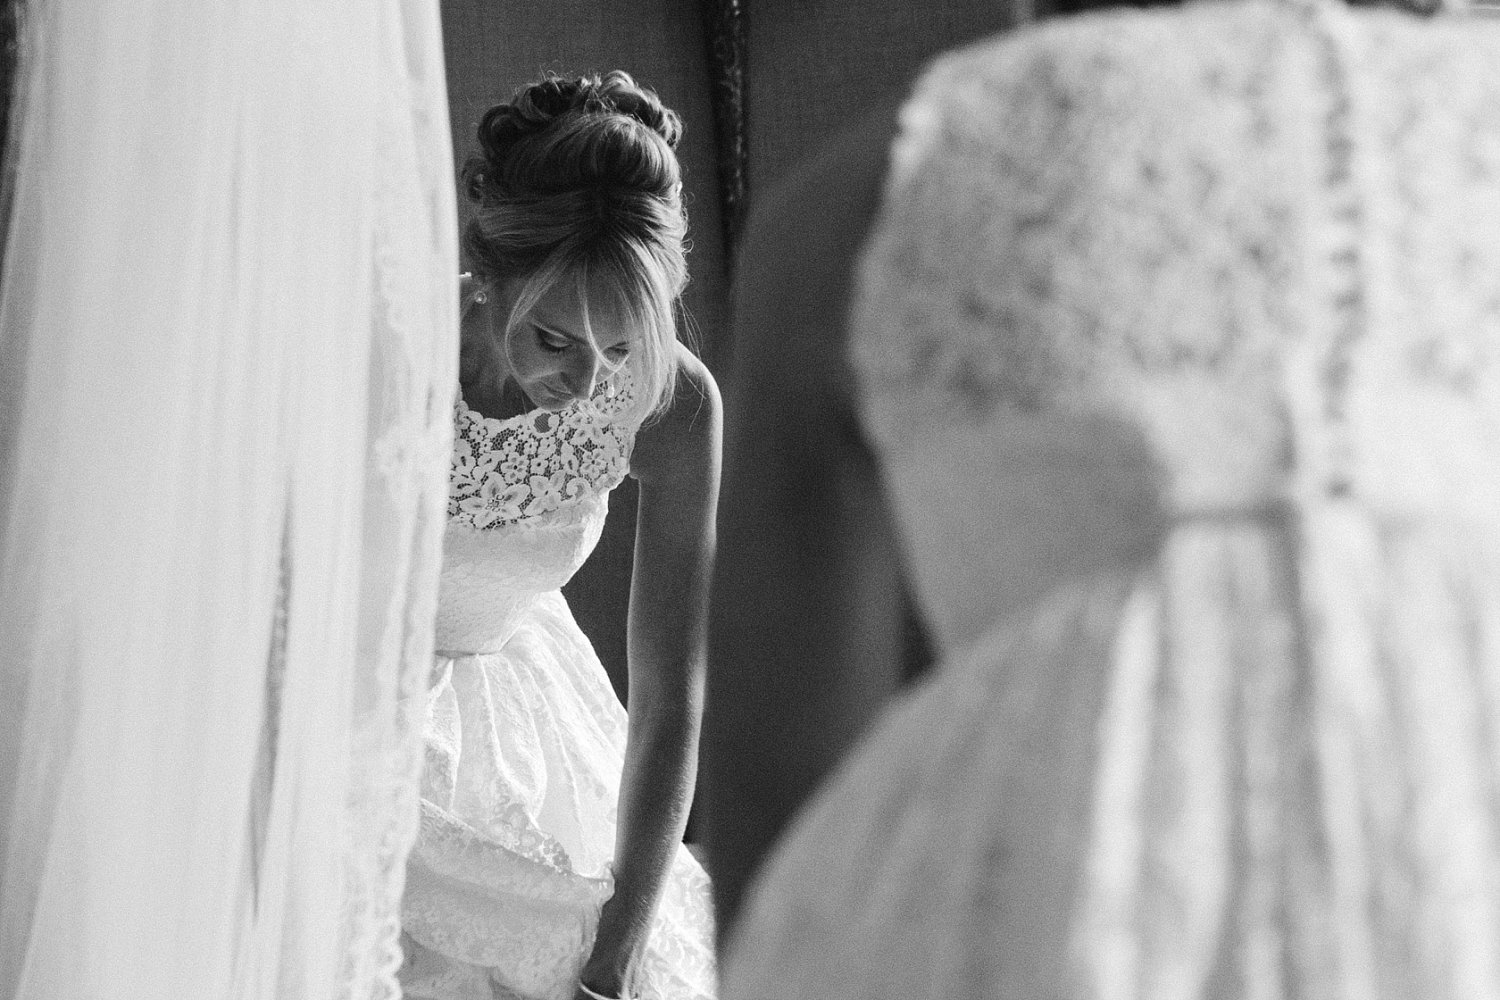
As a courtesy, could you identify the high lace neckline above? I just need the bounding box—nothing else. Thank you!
[456,372,626,433]
[448,371,637,531]
[456,381,559,434]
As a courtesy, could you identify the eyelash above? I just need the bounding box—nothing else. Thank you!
[535,330,630,362]
[537,331,569,353]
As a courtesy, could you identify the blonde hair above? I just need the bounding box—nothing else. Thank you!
[462,71,689,422]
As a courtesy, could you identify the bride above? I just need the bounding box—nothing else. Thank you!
[398,71,720,1000]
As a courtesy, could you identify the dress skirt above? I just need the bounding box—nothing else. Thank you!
[401,590,716,1000]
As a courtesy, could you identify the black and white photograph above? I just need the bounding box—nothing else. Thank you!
[3,0,1500,997]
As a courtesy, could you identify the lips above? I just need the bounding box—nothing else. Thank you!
[531,382,574,409]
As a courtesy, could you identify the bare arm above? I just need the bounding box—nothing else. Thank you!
[578,348,723,996]
[701,99,928,942]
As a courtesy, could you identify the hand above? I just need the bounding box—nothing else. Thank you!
[576,890,645,1000]
[574,947,632,1000]
[573,978,629,1000]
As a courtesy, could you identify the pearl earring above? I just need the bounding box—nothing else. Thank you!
[473,289,488,305]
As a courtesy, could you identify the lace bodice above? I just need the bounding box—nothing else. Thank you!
[851,0,1500,654]
[436,376,637,655]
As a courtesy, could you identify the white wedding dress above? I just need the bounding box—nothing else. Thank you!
[724,2,1500,998]
[399,374,717,1000]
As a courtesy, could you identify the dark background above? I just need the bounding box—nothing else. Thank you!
[440,0,1022,701]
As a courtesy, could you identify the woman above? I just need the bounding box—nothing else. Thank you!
[399,72,720,1000]
[706,0,1500,997]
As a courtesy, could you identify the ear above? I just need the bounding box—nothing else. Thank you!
[459,272,490,318]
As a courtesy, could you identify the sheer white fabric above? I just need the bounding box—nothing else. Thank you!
[0,0,457,997]
[724,2,1500,998]
[399,378,717,1000]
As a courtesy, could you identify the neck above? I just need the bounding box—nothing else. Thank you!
[459,300,524,420]
[460,355,530,423]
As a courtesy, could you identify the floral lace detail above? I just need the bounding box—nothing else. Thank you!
[448,374,636,530]
[413,368,718,995]
[852,0,1500,518]
[856,2,1308,431]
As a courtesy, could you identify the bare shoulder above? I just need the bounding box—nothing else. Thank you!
[629,342,723,484]
[666,341,721,419]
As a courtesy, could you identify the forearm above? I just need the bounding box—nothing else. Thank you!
[583,685,703,987]
[585,352,720,994]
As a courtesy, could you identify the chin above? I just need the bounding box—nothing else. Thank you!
[528,385,577,411]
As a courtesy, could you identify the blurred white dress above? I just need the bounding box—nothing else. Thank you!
[724,2,1500,998]
[400,374,717,1000]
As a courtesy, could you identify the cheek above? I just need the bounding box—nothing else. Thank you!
[504,334,558,381]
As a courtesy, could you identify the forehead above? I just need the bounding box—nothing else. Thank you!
[526,276,635,347]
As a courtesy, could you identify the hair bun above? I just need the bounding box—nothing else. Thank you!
[480,70,680,158]
[585,70,682,149]
[465,71,683,206]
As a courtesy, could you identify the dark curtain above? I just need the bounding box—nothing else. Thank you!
[0,0,24,271]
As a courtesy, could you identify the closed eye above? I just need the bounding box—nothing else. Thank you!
[536,328,571,353]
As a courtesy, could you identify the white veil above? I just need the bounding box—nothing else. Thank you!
[0,0,458,997]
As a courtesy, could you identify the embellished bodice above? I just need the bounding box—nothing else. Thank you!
[851,0,1500,654]
[436,375,638,654]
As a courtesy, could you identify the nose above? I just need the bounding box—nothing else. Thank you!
[561,347,601,400]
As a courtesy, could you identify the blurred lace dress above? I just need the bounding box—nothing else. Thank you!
[399,373,717,1000]
[723,2,1500,998]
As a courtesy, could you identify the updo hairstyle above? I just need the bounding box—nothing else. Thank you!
[463,70,689,422]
